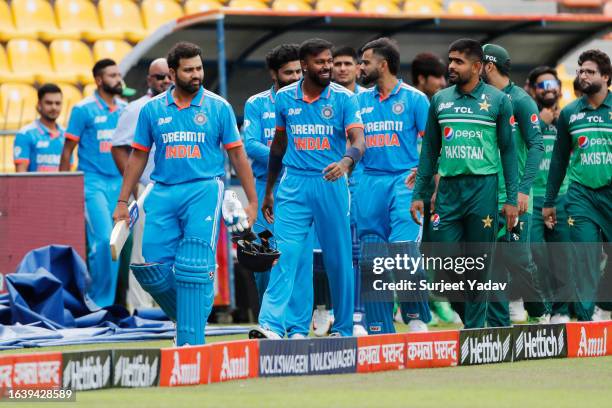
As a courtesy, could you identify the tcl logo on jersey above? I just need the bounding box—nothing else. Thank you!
[262,112,275,119]
[158,117,172,126]
[530,114,539,124]
[443,127,454,141]
[288,108,302,116]
[94,116,108,124]
[586,116,603,123]
[453,107,473,114]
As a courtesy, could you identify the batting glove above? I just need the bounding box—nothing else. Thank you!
[222,190,249,233]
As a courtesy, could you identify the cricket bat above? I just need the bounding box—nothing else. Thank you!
[110,183,154,261]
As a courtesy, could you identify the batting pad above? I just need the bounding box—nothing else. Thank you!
[130,263,177,321]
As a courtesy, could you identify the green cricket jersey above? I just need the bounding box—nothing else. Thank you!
[497,82,544,213]
[532,119,569,198]
[414,80,519,205]
[544,91,612,207]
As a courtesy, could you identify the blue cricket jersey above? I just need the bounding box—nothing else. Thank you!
[132,85,242,185]
[241,86,276,180]
[13,120,65,171]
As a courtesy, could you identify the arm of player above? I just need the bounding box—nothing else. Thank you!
[323,126,365,181]
[111,145,130,175]
[516,98,544,215]
[497,96,519,228]
[113,149,148,223]
[242,101,270,165]
[59,138,77,171]
[227,146,258,227]
[262,128,288,223]
[542,109,571,226]
[13,131,31,172]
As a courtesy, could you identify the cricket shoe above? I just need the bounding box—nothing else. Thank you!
[592,306,612,321]
[352,313,368,336]
[430,301,456,323]
[528,313,551,324]
[407,319,428,332]
[312,306,333,337]
[329,332,342,337]
[550,314,570,324]
[249,326,281,339]
[509,299,528,323]
[289,333,307,339]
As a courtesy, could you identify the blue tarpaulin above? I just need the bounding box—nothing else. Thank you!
[0,246,247,349]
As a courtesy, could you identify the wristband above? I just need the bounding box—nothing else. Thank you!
[344,146,362,165]
[268,153,283,174]
[117,199,129,205]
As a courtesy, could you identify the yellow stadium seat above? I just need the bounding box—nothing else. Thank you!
[6,39,75,84]
[56,0,124,42]
[0,1,24,42]
[141,0,184,32]
[0,83,38,130]
[0,44,35,84]
[403,0,443,15]
[272,0,313,12]
[56,83,83,127]
[83,83,98,98]
[49,40,95,85]
[360,0,400,14]
[12,0,80,41]
[316,0,357,12]
[93,40,133,63]
[98,0,148,43]
[184,0,224,14]
[447,1,488,15]
[228,0,270,10]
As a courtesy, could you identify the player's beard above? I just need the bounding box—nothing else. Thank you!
[278,77,298,88]
[537,93,558,108]
[176,76,202,94]
[39,111,59,123]
[581,81,602,95]
[360,69,379,86]
[102,81,123,96]
[449,69,471,86]
[309,69,331,88]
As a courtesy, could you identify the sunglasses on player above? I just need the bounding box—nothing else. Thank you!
[536,79,559,91]
[150,73,170,80]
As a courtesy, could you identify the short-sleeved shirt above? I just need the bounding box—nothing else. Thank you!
[132,85,242,185]
[65,91,127,176]
[112,91,156,184]
[275,79,363,173]
[357,79,429,173]
[13,120,65,171]
[241,86,276,180]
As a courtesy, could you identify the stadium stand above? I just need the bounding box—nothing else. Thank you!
[97,0,148,42]
[49,40,95,85]
[56,0,123,42]
[271,0,313,12]
[0,1,24,42]
[56,82,83,126]
[402,0,444,15]
[83,83,97,97]
[361,0,401,14]
[315,0,358,13]
[228,0,270,10]
[447,1,488,15]
[6,39,75,84]
[12,0,79,41]
[93,40,133,63]
[0,83,38,130]
[0,44,34,84]
[141,0,184,33]
[184,0,226,14]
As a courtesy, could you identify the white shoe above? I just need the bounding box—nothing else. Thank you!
[533,313,551,324]
[592,306,612,321]
[249,326,281,339]
[312,307,333,337]
[289,333,306,339]
[509,299,528,323]
[407,319,428,332]
[329,332,342,337]
[452,311,463,325]
[550,314,570,324]
[394,308,403,323]
[353,324,368,337]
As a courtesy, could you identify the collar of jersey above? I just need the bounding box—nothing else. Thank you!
[453,79,485,99]
[373,79,403,101]
[35,119,62,139]
[294,78,331,103]
[94,91,120,113]
[577,90,612,111]
[165,85,205,110]
[269,85,276,103]
[502,81,515,95]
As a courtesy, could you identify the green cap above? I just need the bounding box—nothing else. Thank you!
[482,44,511,73]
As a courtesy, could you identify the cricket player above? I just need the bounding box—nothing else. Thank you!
[111,58,172,310]
[527,66,572,324]
[481,44,547,327]
[356,38,431,334]
[14,84,65,172]
[113,42,257,346]
[251,38,366,339]
[543,49,612,321]
[59,59,127,308]
[411,39,519,329]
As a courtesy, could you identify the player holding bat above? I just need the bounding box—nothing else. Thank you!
[113,42,257,346]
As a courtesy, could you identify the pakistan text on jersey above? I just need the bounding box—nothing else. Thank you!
[579,152,612,165]
[444,146,485,160]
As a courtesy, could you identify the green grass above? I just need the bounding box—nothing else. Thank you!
[32,356,612,408]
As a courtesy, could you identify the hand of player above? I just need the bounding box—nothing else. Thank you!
[517,192,530,215]
[222,190,249,233]
[262,192,275,224]
[410,200,424,226]
[245,201,258,228]
[430,191,437,214]
[113,202,130,224]
[542,207,557,229]
[502,204,519,231]
[404,167,417,189]
[323,158,351,181]
[540,108,555,125]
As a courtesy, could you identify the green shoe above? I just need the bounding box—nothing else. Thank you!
[431,301,456,323]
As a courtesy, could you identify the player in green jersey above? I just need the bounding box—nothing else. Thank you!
[411,39,519,329]
[481,44,547,327]
[543,49,612,321]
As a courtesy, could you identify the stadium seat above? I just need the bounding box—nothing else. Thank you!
[184,0,224,14]
[6,39,75,84]
[56,0,124,42]
[227,0,270,10]
[83,83,98,97]
[56,83,83,127]
[93,40,133,63]
[98,0,148,43]
[272,0,313,12]
[0,83,38,130]
[315,0,358,13]
[447,1,488,15]
[141,0,184,33]
[0,1,24,42]
[12,0,80,41]
[403,0,443,14]
[360,0,400,14]
[0,44,35,84]
[49,40,95,85]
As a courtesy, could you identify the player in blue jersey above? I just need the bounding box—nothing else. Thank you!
[59,59,127,308]
[113,42,257,346]
[250,38,366,339]
[14,84,65,172]
[356,38,432,333]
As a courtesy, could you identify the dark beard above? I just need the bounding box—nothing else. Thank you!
[582,82,602,95]
[176,77,201,94]
[309,71,330,88]
[449,73,469,86]
[278,78,298,89]
[360,70,379,86]
[537,95,557,108]
[102,82,123,95]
